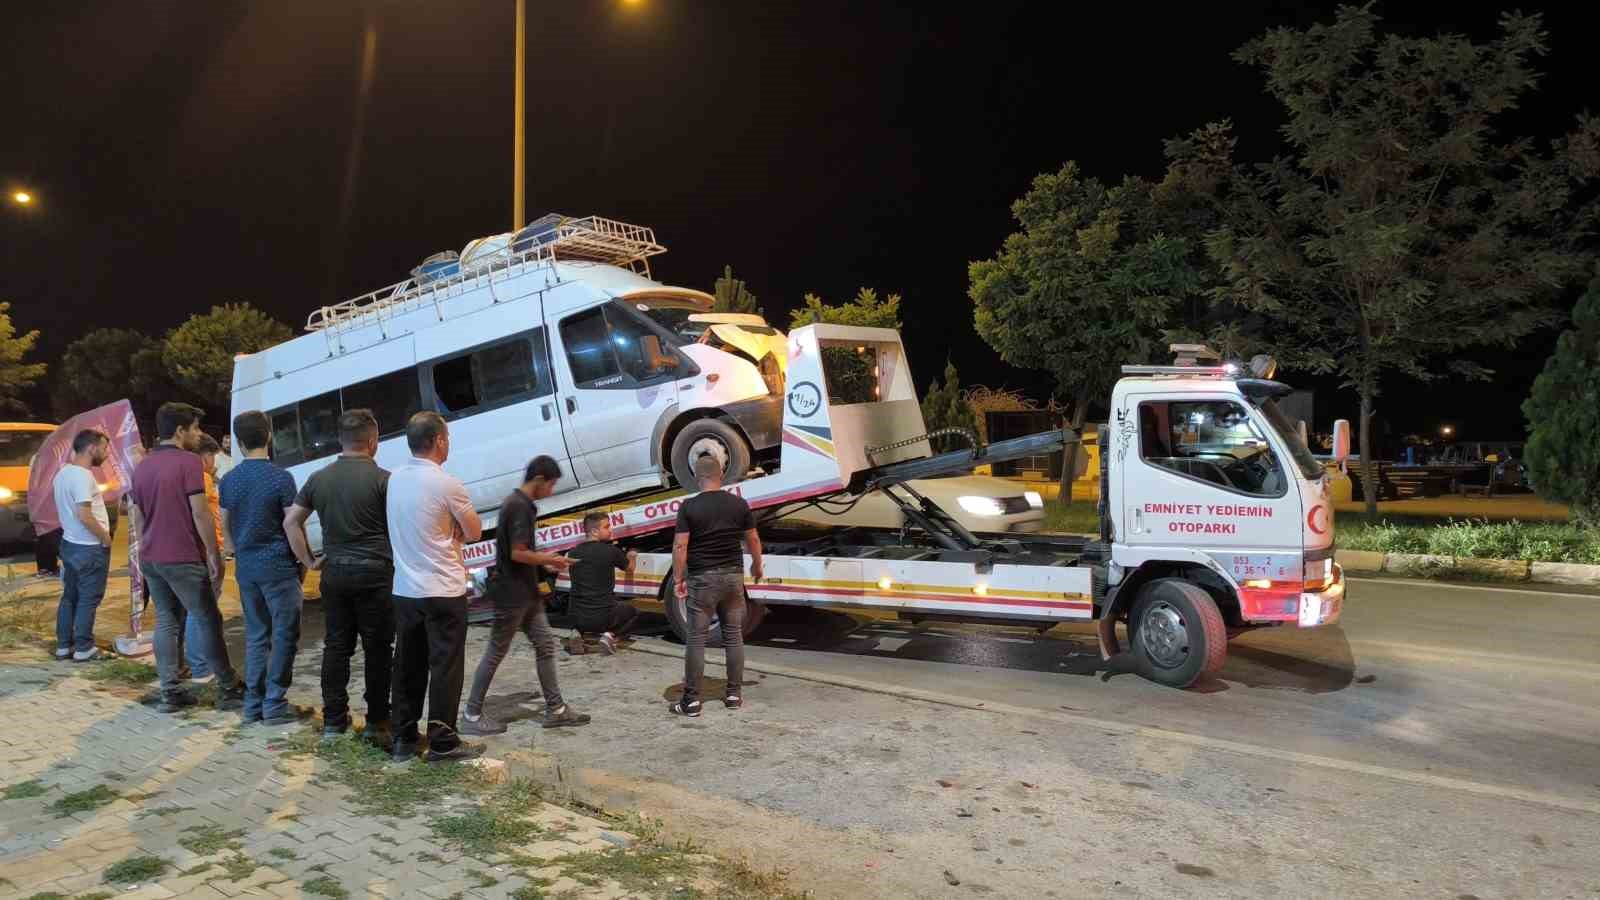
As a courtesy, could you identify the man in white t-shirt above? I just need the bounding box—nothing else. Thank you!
[52,429,114,662]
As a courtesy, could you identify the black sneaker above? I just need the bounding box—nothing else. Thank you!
[391,741,418,763]
[543,705,592,728]
[669,699,702,718]
[216,685,245,712]
[426,741,485,763]
[460,714,507,736]
[263,711,298,727]
[158,693,199,714]
[724,695,743,710]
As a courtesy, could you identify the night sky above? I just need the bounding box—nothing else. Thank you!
[3,2,1592,441]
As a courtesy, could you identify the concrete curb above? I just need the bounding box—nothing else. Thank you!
[1334,549,1600,586]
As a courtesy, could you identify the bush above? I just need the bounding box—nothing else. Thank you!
[1524,274,1600,524]
[1338,518,1600,564]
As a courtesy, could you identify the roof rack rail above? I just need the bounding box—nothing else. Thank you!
[305,215,665,335]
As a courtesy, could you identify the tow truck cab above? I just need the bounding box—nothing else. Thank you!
[1100,348,1345,658]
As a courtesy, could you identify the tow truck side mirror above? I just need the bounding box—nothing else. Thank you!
[1332,419,1351,463]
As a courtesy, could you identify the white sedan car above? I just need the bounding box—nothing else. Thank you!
[779,474,1046,534]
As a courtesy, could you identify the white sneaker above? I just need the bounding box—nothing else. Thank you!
[54,647,71,660]
[72,648,101,662]
[599,633,617,655]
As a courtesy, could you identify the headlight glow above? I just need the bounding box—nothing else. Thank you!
[0,486,13,502]
[957,495,1006,517]
[1024,491,1044,509]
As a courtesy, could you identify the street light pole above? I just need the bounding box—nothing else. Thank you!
[513,0,526,231]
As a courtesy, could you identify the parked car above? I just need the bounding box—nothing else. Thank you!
[0,422,56,551]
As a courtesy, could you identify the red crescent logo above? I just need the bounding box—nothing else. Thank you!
[1307,504,1328,535]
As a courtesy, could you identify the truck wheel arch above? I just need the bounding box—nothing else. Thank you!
[1105,561,1242,630]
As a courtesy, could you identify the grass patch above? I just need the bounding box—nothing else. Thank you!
[179,863,215,877]
[1338,516,1600,564]
[429,778,546,856]
[0,589,54,647]
[305,863,331,874]
[267,848,300,862]
[3,779,49,800]
[212,853,258,882]
[509,880,553,900]
[1041,499,1099,535]
[103,854,169,884]
[49,784,118,817]
[469,869,500,888]
[179,825,245,856]
[302,876,349,899]
[417,851,448,865]
[281,730,479,818]
[556,846,699,894]
[81,659,158,685]
[74,893,115,900]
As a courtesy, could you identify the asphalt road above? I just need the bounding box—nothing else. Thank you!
[737,576,1600,803]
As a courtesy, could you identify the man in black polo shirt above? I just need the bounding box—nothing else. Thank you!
[284,409,395,745]
[461,455,590,734]
[670,453,764,717]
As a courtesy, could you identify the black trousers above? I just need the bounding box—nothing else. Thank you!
[391,594,467,751]
[318,563,395,731]
[574,601,640,639]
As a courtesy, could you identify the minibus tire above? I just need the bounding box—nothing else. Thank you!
[1127,578,1226,688]
[670,419,752,489]
[661,572,767,647]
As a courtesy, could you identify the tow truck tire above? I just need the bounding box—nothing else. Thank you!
[661,571,767,646]
[1127,578,1227,688]
[670,419,752,489]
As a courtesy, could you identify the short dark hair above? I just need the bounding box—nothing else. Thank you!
[339,408,379,448]
[524,455,561,483]
[582,511,608,536]
[196,433,221,455]
[405,411,447,453]
[232,410,271,453]
[71,428,109,455]
[693,453,723,481]
[156,402,204,440]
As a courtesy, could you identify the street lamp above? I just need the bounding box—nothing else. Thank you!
[1440,425,1454,438]
[8,190,30,206]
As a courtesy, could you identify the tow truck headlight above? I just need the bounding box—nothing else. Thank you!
[1023,491,1044,509]
[0,486,12,503]
[957,496,1006,517]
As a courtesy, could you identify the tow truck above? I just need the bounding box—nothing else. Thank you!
[463,326,1345,688]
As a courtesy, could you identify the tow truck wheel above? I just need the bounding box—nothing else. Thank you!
[660,572,767,647]
[671,419,752,489]
[1127,578,1227,688]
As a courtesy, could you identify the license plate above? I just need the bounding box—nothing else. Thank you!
[1298,595,1321,627]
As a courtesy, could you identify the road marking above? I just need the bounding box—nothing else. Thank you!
[1348,576,1600,600]
[633,642,1600,817]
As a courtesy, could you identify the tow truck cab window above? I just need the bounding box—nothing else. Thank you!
[1138,399,1286,498]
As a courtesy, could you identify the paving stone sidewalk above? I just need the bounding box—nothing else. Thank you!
[0,655,701,900]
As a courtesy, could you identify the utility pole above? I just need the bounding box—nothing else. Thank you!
[513,0,526,231]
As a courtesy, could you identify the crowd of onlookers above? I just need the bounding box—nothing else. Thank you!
[51,401,764,761]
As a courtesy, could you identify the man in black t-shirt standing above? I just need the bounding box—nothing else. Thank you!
[567,511,639,654]
[285,410,394,746]
[461,455,590,733]
[670,454,764,716]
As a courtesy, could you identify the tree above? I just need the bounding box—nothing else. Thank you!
[0,301,46,414]
[712,265,760,316]
[1196,8,1600,514]
[163,303,294,412]
[1523,274,1600,523]
[969,158,1218,498]
[789,288,902,330]
[52,328,182,430]
[920,360,980,453]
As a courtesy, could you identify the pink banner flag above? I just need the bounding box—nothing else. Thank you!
[25,401,148,633]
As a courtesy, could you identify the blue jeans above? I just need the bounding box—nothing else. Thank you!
[56,541,110,652]
[238,575,303,719]
[144,561,238,700]
[184,615,211,678]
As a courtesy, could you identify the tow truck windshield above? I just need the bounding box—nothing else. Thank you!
[1255,398,1325,482]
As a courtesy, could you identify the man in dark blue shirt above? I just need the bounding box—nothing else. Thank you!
[218,410,303,726]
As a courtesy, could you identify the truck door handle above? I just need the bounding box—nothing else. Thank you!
[566,397,577,414]
[1133,507,1144,533]
[541,403,552,422]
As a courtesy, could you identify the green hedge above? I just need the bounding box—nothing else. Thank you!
[1337,518,1600,565]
